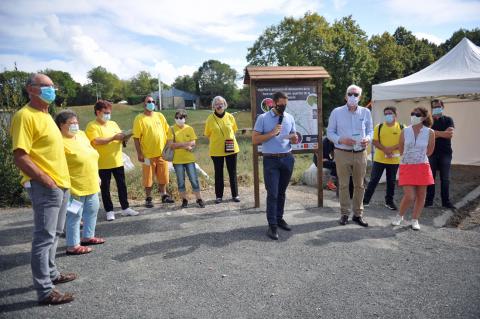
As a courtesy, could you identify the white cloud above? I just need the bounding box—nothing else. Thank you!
[413,32,444,45]
[333,0,347,10]
[387,0,480,25]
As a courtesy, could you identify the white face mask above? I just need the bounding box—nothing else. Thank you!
[175,118,185,126]
[102,113,111,121]
[347,95,359,108]
[410,116,423,126]
[69,124,79,134]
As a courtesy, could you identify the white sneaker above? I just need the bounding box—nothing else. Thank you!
[391,214,403,226]
[121,208,139,216]
[106,211,115,221]
[411,219,421,230]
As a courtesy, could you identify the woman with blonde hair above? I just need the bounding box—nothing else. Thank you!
[392,107,435,230]
[204,96,240,204]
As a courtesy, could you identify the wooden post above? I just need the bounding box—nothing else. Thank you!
[316,80,324,207]
[250,81,260,208]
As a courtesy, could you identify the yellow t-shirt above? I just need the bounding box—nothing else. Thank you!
[132,112,169,159]
[85,120,123,169]
[373,122,403,164]
[63,131,100,196]
[10,104,71,188]
[167,124,197,164]
[204,112,239,157]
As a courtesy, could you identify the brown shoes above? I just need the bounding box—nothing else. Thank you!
[52,272,78,285]
[39,289,74,305]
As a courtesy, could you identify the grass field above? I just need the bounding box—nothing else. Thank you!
[68,104,313,201]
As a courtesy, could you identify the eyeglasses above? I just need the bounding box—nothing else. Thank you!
[410,112,422,117]
[146,100,155,103]
[347,92,359,97]
[175,116,185,119]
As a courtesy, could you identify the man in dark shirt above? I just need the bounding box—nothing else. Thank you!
[425,99,455,209]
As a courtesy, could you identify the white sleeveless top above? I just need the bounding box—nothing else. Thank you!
[401,126,431,164]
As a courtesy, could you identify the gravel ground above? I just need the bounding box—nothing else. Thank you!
[1,185,479,319]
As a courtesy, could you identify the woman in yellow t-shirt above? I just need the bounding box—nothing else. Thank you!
[204,96,240,204]
[55,110,105,255]
[166,110,205,208]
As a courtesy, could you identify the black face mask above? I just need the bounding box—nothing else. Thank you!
[275,104,286,114]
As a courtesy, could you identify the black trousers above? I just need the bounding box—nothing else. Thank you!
[363,161,399,204]
[211,154,238,199]
[99,166,129,212]
[426,153,452,205]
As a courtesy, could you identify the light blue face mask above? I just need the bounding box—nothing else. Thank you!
[432,107,442,116]
[69,124,79,134]
[146,102,155,111]
[39,86,56,104]
[384,114,395,123]
[102,113,111,121]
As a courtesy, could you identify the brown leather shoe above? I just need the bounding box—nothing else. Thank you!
[52,272,78,285]
[39,289,74,305]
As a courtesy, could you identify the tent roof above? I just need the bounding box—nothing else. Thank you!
[372,38,480,101]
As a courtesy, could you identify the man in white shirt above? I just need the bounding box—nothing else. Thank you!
[327,85,373,227]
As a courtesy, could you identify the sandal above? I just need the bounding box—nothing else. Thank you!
[52,272,78,285]
[39,289,74,305]
[81,237,105,246]
[66,245,92,255]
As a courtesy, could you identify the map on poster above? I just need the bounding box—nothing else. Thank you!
[255,84,319,151]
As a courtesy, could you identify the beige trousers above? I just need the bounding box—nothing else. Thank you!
[334,149,368,216]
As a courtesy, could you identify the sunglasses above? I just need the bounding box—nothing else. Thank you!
[175,116,185,119]
[410,112,422,117]
[347,92,359,97]
[146,100,155,103]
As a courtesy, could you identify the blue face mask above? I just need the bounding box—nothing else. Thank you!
[146,102,155,111]
[432,107,442,116]
[39,86,56,104]
[384,114,394,123]
[102,113,111,122]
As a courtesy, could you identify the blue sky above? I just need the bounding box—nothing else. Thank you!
[0,0,479,85]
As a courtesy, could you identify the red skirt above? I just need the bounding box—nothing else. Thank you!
[399,163,434,186]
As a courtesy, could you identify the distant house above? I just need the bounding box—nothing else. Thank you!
[151,88,200,109]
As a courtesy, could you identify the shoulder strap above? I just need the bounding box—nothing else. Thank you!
[170,126,175,142]
[378,123,383,145]
[213,115,226,138]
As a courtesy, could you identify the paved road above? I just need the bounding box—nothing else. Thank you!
[1,186,479,318]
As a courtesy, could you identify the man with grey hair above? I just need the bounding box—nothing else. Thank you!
[10,73,76,305]
[327,84,373,227]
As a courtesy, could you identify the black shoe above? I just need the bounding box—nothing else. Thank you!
[232,196,240,202]
[145,197,153,208]
[215,198,222,204]
[277,219,291,231]
[442,202,455,209]
[196,199,205,208]
[266,225,279,240]
[352,215,369,227]
[424,201,433,207]
[181,199,188,208]
[339,215,349,225]
[363,201,369,207]
[385,202,397,210]
[161,194,174,203]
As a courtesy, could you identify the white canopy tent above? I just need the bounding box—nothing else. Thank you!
[372,38,480,165]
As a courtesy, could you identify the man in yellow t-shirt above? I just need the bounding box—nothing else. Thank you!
[363,106,403,210]
[10,73,75,305]
[133,96,173,208]
[85,100,138,221]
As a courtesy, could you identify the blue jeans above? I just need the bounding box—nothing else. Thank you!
[26,181,69,301]
[263,154,295,225]
[174,162,200,193]
[66,193,100,247]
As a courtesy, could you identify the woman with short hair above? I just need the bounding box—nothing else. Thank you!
[392,107,435,230]
[55,110,105,255]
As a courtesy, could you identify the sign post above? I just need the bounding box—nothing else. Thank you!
[244,66,330,208]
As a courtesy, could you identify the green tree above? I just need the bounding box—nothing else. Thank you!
[193,60,237,106]
[246,13,377,119]
[368,32,406,84]
[87,66,122,101]
[172,75,196,93]
[41,69,81,106]
[440,28,480,53]
[0,67,30,206]
[130,71,155,96]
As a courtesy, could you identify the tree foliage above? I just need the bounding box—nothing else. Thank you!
[172,75,197,94]
[193,60,237,106]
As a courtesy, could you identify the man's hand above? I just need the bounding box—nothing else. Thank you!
[339,137,356,146]
[137,153,144,162]
[445,127,454,138]
[360,138,369,148]
[289,133,299,144]
[41,174,57,189]
[271,124,282,137]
